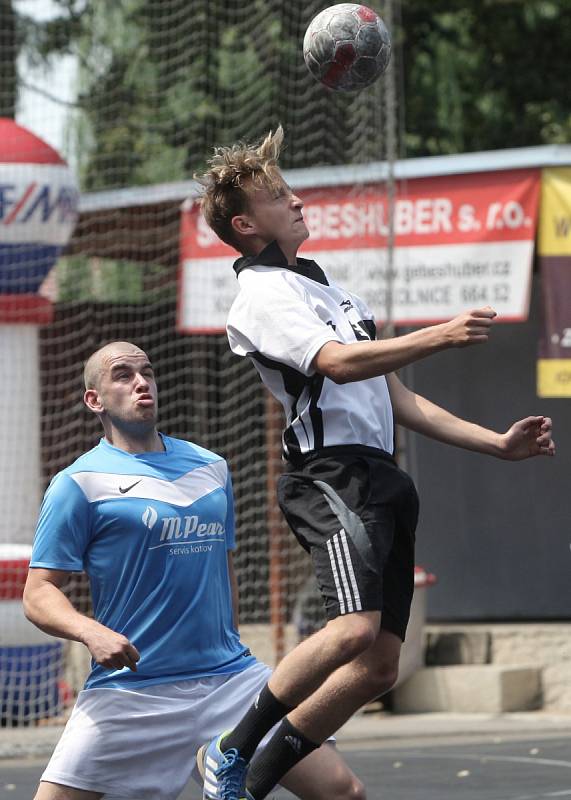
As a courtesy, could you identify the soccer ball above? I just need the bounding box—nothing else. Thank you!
[303,4,391,92]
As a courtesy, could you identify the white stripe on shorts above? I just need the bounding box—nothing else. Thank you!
[327,536,346,614]
[339,528,362,611]
[327,530,362,615]
[333,533,354,612]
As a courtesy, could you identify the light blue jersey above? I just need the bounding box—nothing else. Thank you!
[31,435,255,689]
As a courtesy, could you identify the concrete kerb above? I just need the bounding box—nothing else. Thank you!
[0,725,65,760]
[2,711,571,761]
[336,710,571,749]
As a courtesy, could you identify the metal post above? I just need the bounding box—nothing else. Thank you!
[265,392,287,665]
[383,0,397,338]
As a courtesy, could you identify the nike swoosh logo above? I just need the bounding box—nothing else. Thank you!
[119,479,142,494]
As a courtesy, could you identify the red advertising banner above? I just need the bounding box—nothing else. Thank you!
[178,168,540,333]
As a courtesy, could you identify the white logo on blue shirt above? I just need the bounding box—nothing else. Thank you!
[142,506,158,529]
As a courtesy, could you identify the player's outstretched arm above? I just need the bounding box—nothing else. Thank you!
[387,374,555,459]
[313,307,497,383]
[24,568,140,672]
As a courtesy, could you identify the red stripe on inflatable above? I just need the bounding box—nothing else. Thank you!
[0,294,53,324]
[3,182,37,225]
[0,559,29,599]
[0,119,65,165]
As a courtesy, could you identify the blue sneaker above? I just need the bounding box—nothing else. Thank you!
[197,732,253,800]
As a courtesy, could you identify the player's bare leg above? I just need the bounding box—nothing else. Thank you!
[200,611,382,800]
[239,628,400,800]
[287,628,402,741]
[266,610,382,706]
[280,742,365,800]
[34,782,103,800]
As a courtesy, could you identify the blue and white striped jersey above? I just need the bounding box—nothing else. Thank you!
[30,434,255,689]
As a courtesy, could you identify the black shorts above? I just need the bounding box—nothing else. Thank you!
[277,446,419,641]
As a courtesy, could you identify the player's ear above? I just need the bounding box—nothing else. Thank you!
[84,388,103,414]
[231,214,256,237]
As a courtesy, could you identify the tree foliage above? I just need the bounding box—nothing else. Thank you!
[401,0,571,154]
[5,0,571,189]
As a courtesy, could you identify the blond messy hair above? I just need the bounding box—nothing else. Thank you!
[197,126,285,251]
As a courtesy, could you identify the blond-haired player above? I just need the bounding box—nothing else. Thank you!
[195,128,555,800]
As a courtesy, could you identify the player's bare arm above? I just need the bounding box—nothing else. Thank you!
[313,306,497,383]
[387,373,555,459]
[24,568,140,672]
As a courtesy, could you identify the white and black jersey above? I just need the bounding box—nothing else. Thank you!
[227,242,394,462]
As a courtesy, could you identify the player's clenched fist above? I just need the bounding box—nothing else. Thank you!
[442,306,498,347]
[82,621,141,672]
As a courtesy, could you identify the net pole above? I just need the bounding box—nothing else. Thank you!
[383,0,397,339]
[383,0,413,474]
[265,391,287,664]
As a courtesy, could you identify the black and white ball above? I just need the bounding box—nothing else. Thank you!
[303,4,391,92]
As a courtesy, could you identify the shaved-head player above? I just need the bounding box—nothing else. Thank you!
[24,341,362,800]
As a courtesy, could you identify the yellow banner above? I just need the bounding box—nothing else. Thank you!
[537,359,571,397]
[538,168,571,256]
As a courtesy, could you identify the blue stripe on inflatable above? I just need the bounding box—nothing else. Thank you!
[0,243,61,293]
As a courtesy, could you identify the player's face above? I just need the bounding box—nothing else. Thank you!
[242,178,309,256]
[95,347,158,428]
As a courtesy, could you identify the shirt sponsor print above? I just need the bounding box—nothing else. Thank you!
[143,506,225,556]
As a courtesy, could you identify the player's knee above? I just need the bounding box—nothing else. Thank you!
[350,777,367,800]
[330,616,377,660]
[369,659,399,695]
[330,772,366,800]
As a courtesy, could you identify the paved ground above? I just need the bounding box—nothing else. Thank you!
[1,712,570,799]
